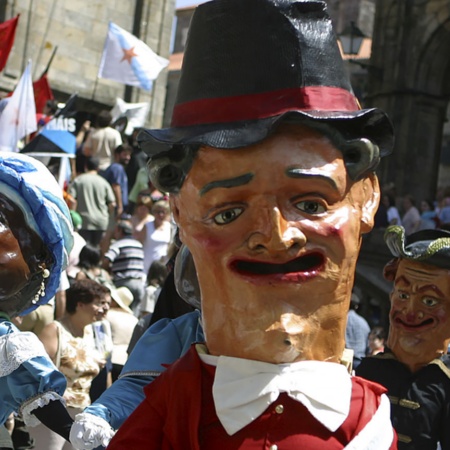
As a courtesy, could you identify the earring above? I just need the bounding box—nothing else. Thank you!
[32,268,50,304]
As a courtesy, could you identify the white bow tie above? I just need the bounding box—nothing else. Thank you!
[200,351,352,436]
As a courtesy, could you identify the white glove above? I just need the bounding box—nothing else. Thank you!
[70,413,116,450]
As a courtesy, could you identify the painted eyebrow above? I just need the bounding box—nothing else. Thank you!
[285,168,338,190]
[417,284,445,297]
[394,276,411,287]
[200,173,254,196]
[394,277,444,297]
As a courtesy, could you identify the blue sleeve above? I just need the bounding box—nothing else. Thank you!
[104,164,121,185]
[7,356,67,403]
[84,375,150,429]
[0,328,66,426]
[84,310,204,429]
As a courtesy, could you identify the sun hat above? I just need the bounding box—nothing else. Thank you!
[0,152,74,315]
[110,286,134,314]
[384,225,450,270]
[138,0,393,159]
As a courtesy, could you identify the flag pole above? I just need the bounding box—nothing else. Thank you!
[91,77,99,102]
[21,1,32,73]
[40,45,58,78]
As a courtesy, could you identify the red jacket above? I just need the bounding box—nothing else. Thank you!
[108,345,397,449]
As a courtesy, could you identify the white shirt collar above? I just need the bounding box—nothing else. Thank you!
[197,345,352,436]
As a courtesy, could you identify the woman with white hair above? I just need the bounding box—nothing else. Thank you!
[135,199,174,275]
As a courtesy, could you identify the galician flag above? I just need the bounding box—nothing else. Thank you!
[98,22,169,91]
[0,60,37,151]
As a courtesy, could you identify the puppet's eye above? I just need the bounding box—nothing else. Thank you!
[295,201,326,215]
[397,291,409,300]
[213,207,244,225]
[422,297,438,307]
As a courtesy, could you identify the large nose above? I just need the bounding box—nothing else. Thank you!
[401,297,424,322]
[247,207,306,253]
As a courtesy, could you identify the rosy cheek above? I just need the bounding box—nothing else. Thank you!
[188,231,235,254]
[325,224,345,239]
[435,308,449,321]
[300,220,341,238]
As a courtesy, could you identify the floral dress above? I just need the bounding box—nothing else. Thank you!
[55,322,104,409]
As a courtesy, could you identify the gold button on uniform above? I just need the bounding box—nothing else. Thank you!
[275,404,284,414]
[269,445,278,450]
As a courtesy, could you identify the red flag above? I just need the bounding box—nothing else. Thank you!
[0,15,19,72]
[33,73,54,114]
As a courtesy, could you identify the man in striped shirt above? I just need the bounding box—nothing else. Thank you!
[103,220,145,314]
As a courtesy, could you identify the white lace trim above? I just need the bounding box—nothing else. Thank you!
[20,391,65,427]
[0,332,48,377]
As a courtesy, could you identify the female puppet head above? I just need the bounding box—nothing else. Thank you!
[0,152,73,318]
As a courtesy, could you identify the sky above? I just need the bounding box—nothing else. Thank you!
[176,0,207,8]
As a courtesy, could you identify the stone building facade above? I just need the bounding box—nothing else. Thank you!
[0,0,176,128]
[163,0,377,125]
[367,0,450,202]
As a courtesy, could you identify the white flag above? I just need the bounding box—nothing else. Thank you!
[111,97,150,135]
[0,60,37,152]
[98,22,169,91]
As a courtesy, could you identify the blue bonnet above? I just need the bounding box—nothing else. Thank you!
[0,152,74,315]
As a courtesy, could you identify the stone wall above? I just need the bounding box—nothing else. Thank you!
[368,1,450,201]
[0,0,176,128]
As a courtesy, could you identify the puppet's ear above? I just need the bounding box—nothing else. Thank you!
[383,258,399,282]
[169,195,186,245]
[170,195,180,225]
[360,173,380,234]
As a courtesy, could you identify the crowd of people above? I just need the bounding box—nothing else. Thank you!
[0,107,177,449]
[2,0,450,449]
[376,186,449,234]
[67,108,175,317]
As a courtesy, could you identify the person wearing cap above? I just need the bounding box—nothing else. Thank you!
[357,226,450,450]
[76,0,397,448]
[103,219,146,314]
[0,152,75,442]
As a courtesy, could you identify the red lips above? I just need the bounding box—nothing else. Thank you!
[229,251,325,283]
[392,315,435,333]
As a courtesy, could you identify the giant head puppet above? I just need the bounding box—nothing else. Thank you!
[0,152,73,318]
[106,0,397,447]
[139,0,393,365]
[384,226,450,372]
[0,152,74,436]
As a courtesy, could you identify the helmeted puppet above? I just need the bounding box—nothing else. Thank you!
[80,0,397,449]
[0,152,74,440]
[357,226,450,450]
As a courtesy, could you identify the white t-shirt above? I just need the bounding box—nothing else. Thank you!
[387,206,402,226]
[142,220,173,275]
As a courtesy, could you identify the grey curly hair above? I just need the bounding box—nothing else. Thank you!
[147,119,381,194]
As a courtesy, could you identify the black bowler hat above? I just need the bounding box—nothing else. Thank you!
[385,226,450,270]
[139,0,393,156]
